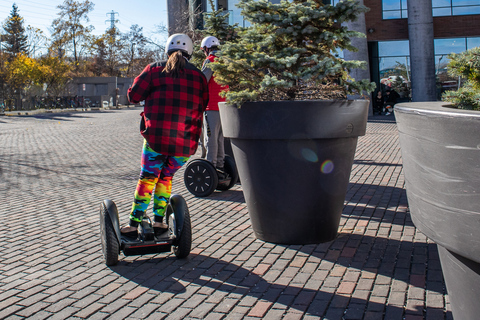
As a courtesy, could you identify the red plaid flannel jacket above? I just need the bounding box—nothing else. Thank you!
[128,60,209,157]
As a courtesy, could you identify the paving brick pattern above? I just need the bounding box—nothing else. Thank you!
[0,108,452,319]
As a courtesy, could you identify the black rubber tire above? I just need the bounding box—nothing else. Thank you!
[172,201,192,259]
[100,202,120,266]
[184,159,218,197]
[216,154,239,191]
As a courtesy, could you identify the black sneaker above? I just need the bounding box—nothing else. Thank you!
[216,167,229,180]
[120,225,138,238]
[153,222,169,236]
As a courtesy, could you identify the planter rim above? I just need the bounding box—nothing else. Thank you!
[219,99,369,140]
[221,99,369,108]
[395,101,480,119]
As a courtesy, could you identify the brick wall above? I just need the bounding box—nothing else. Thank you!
[434,15,480,38]
[364,0,480,41]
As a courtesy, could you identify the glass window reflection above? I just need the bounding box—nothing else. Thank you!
[467,37,480,49]
[383,11,402,19]
[379,40,410,57]
[383,0,480,18]
[383,0,401,10]
[434,38,466,55]
[452,0,480,6]
[433,7,452,16]
[379,57,410,75]
[452,6,480,14]
[433,0,451,6]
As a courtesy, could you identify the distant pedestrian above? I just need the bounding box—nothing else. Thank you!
[373,91,384,115]
[384,88,400,115]
[121,34,209,238]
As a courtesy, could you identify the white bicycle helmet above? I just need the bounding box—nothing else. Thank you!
[201,36,220,49]
[165,33,193,56]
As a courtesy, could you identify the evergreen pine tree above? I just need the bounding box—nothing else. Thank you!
[210,0,376,105]
[3,4,29,58]
[442,46,480,110]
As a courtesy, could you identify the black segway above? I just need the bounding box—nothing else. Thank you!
[99,194,191,266]
[184,154,238,197]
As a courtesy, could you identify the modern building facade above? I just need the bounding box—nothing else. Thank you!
[167,0,480,102]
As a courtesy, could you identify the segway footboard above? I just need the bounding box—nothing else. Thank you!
[122,217,174,256]
[122,239,173,256]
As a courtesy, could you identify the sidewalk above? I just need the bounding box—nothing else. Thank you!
[0,108,450,319]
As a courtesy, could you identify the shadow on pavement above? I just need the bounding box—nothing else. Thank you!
[205,189,245,202]
[367,116,397,124]
[109,248,447,318]
[31,113,94,121]
[353,159,402,167]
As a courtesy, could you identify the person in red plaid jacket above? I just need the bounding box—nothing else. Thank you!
[121,34,209,238]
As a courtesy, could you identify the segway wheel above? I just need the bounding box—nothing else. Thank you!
[216,155,239,191]
[100,201,120,266]
[184,159,218,197]
[170,196,192,259]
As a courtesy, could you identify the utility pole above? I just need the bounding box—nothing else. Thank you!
[106,10,120,109]
[106,10,119,30]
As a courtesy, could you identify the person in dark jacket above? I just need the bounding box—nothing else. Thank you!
[384,88,400,115]
[373,90,384,115]
[121,34,209,237]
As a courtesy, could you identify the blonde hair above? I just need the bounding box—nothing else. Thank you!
[163,51,186,78]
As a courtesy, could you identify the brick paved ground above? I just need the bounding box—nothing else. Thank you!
[0,108,452,319]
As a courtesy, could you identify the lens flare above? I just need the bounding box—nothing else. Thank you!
[301,148,318,162]
[321,160,334,174]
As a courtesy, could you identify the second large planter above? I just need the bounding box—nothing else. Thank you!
[395,102,480,320]
[219,100,369,244]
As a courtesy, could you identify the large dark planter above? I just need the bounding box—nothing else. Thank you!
[219,100,369,244]
[395,102,480,320]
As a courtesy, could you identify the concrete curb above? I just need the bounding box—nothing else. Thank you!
[2,104,139,116]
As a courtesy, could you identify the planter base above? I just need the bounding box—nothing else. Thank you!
[231,137,358,244]
[438,245,480,320]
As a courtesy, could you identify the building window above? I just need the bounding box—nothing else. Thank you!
[433,0,480,16]
[378,40,410,93]
[376,37,480,98]
[435,37,480,94]
[382,0,408,19]
[228,0,248,26]
[383,0,480,19]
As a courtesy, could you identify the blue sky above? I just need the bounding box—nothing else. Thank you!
[0,0,168,41]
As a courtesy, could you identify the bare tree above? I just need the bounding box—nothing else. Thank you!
[26,26,48,58]
[51,0,94,68]
[121,25,147,77]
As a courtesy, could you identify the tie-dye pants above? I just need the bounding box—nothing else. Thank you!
[129,140,189,227]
